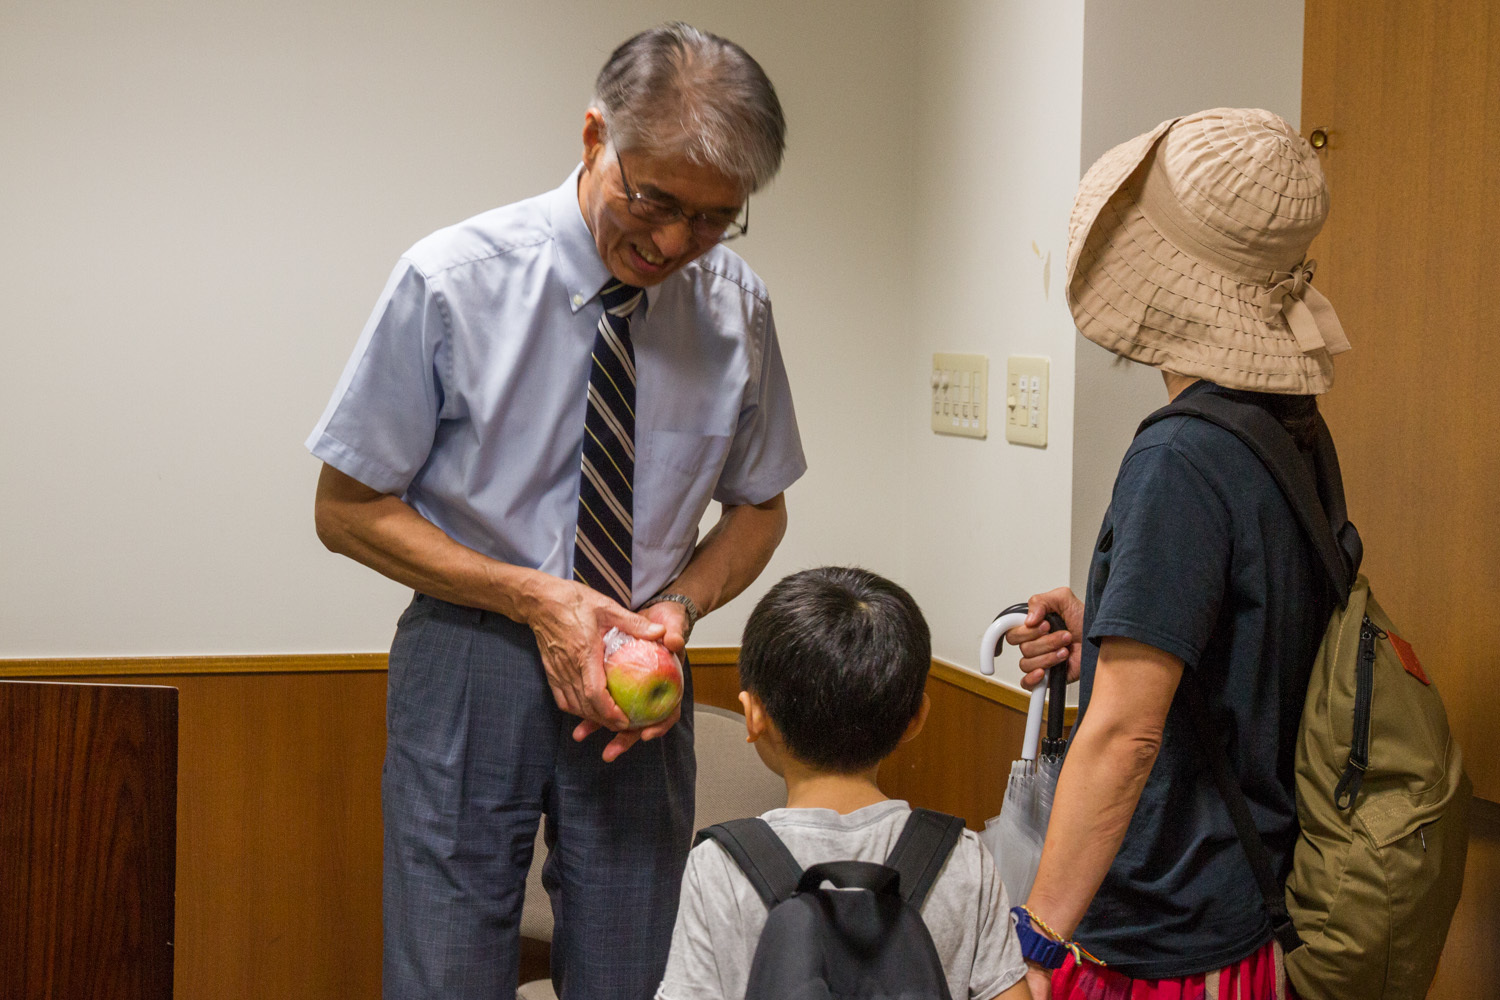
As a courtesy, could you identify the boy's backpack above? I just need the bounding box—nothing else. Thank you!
[1140,388,1472,1000]
[695,807,967,1000]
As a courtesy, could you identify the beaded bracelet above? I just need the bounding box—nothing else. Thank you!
[1017,905,1107,967]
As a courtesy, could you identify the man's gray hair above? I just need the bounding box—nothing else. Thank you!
[592,23,786,193]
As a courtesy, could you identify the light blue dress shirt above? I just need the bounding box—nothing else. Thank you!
[307,168,805,607]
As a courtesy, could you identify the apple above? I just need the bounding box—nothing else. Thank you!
[602,628,684,727]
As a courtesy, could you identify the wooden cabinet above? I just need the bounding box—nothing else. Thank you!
[1,681,177,1000]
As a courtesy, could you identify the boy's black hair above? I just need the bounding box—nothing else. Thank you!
[738,566,931,773]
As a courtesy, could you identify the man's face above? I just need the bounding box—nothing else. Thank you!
[577,112,746,287]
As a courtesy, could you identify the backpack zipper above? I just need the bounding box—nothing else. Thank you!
[1334,616,1383,810]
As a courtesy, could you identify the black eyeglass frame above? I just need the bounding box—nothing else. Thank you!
[615,153,749,243]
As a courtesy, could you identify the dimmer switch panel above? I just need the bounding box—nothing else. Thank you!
[930,353,988,438]
[1005,356,1049,447]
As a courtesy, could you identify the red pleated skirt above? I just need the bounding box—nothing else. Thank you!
[1051,939,1294,1000]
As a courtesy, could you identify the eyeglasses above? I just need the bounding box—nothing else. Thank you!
[616,154,749,243]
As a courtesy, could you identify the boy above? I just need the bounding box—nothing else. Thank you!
[657,566,1031,1000]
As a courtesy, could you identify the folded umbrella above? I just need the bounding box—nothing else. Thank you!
[978,604,1069,908]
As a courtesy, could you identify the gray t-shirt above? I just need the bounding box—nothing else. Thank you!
[657,800,1027,1000]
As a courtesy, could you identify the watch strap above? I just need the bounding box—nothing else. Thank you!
[1011,907,1070,970]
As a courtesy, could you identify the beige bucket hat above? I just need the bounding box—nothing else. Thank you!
[1066,108,1350,394]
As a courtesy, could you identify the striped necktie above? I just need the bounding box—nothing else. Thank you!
[573,280,645,607]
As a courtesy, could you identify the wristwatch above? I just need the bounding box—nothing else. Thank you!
[1011,906,1070,970]
[642,592,702,639]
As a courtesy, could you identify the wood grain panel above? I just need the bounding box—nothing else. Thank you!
[880,673,1029,830]
[33,669,389,1000]
[1,681,177,1000]
[687,659,745,715]
[1428,796,1500,999]
[1303,0,1500,800]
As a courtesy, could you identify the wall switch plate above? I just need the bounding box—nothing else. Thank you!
[1005,355,1049,447]
[931,353,988,438]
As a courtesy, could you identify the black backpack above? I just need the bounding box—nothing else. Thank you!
[695,808,967,1000]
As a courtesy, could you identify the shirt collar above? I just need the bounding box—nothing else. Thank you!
[548,163,663,319]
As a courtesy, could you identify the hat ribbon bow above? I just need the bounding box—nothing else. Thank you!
[1262,259,1351,357]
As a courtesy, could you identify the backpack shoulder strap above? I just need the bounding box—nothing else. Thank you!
[695,818,804,909]
[1137,389,1332,955]
[1180,677,1305,954]
[884,808,966,909]
[1137,390,1359,600]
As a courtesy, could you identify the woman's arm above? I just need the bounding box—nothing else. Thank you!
[1020,636,1183,995]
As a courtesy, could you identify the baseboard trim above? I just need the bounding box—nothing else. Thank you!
[0,646,1075,723]
[0,652,389,679]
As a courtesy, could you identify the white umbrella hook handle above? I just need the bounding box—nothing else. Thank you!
[980,611,1048,762]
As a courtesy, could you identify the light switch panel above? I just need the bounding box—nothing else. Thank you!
[1005,356,1049,447]
[931,353,988,438]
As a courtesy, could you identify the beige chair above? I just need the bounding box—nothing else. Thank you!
[517,703,785,1000]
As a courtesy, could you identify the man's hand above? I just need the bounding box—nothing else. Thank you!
[314,462,684,762]
[521,575,664,735]
[572,701,682,763]
[641,598,691,655]
[1004,586,1084,690]
[570,599,690,762]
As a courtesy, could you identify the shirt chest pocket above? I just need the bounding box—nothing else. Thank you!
[634,429,734,549]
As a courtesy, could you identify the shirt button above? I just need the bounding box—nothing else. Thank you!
[572,293,584,307]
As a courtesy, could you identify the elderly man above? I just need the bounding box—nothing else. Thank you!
[306,24,803,1000]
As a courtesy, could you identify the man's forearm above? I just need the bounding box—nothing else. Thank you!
[661,493,787,619]
[313,463,548,622]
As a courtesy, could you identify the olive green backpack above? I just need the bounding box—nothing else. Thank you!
[1142,390,1472,1000]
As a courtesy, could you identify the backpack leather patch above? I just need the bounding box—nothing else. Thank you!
[1387,630,1429,685]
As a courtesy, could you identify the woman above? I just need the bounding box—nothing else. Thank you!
[1006,108,1351,999]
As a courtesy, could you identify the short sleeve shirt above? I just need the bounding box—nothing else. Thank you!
[306,168,806,606]
[1071,382,1333,978]
[657,800,1028,1000]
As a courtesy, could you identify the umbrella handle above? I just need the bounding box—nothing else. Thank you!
[982,608,1069,761]
[979,610,1046,760]
[979,610,1030,676]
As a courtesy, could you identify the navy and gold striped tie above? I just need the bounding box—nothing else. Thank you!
[573,280,645,606]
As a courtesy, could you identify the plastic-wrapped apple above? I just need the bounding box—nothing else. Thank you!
[602,628,684,727]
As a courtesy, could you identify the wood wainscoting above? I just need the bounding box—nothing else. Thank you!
[1,656,387,1000]
[4,651,1491,999]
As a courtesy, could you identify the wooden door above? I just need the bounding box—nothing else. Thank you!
[1302,2,1498,997]
[1303,0,1498,802]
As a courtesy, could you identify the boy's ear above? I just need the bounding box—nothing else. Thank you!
[738,690,768,743]
[898,693,931,745]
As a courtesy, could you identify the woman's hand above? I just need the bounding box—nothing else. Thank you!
[1005,587,1084,690]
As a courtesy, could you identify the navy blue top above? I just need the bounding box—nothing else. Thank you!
[1072,382,1332,978]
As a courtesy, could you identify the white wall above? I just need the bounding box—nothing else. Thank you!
[1069,0,1306,592]
[0,0,921,655]
[902,0,1085,671]
[0,0,1302,665]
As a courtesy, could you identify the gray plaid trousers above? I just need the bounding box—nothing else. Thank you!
[381,593,695,1000]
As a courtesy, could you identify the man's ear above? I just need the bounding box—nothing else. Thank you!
[582,109,607,168]
[738,690,768,743]
[899,692,931,745]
